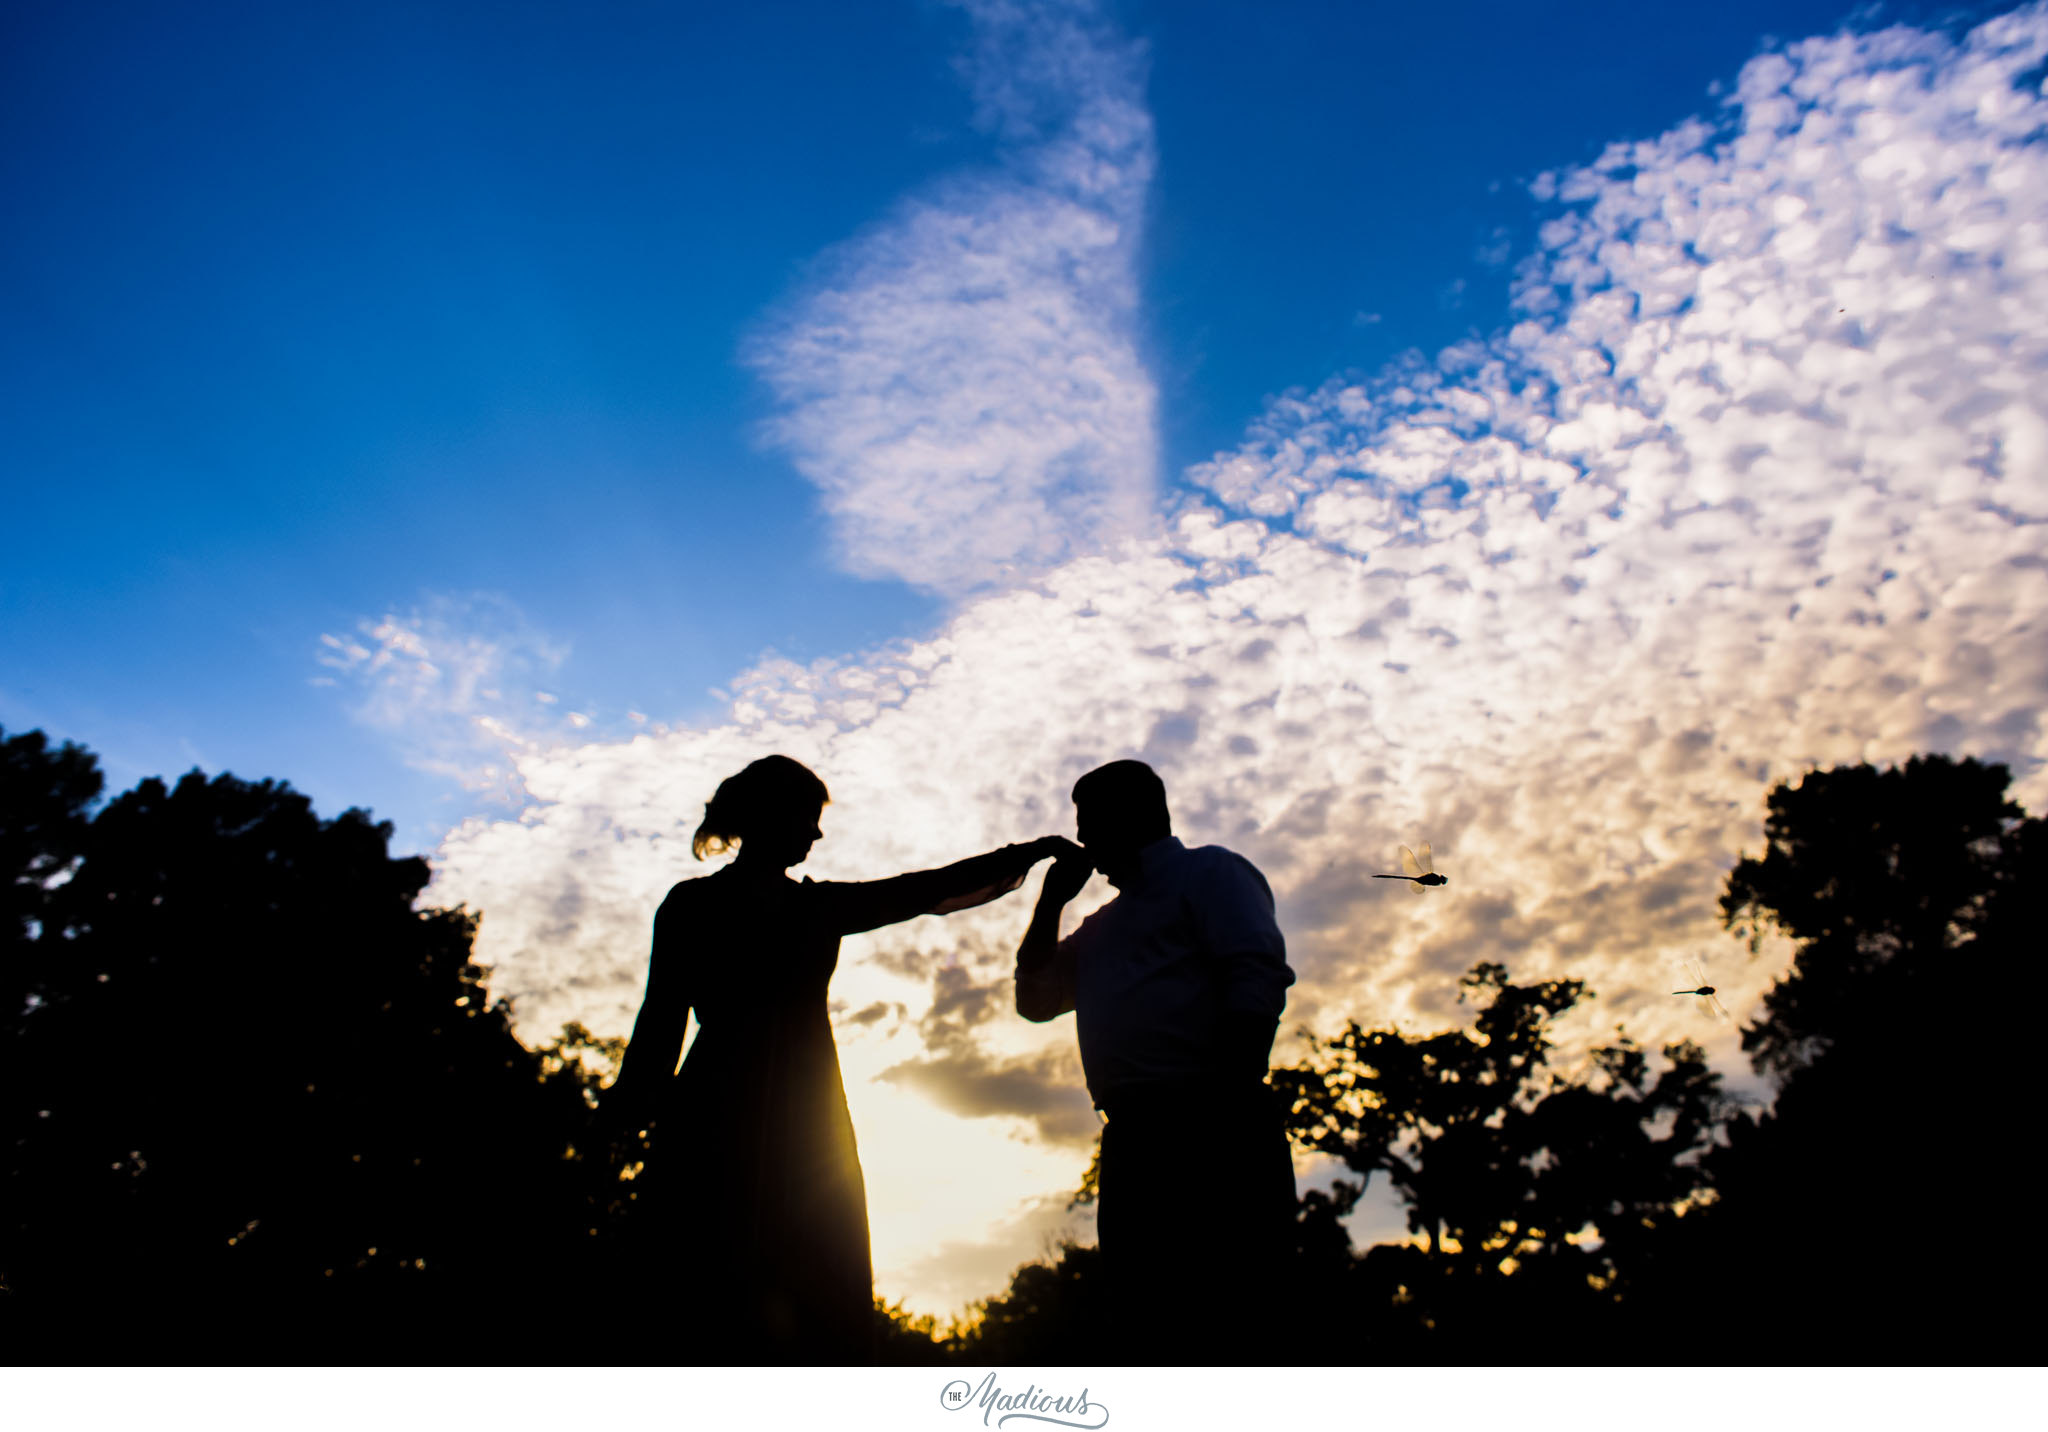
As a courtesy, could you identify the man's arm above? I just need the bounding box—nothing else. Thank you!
[1015,852,1091,1022]
[1195,852,1295,1082]
[1216,1009,1280,1084]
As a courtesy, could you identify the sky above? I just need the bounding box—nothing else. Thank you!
[6,0,2048,1317]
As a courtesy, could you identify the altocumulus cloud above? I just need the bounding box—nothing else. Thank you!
[378,8,2048,1312]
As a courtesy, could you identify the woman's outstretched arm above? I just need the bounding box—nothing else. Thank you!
[813,836,1081,936]
[605,890,692,1128]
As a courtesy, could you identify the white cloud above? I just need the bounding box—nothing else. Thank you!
[316,593,579,802]
[742,0,1158,595]
[408,9,2048,1316]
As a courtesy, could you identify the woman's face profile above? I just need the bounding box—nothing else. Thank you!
[744,800,825,870]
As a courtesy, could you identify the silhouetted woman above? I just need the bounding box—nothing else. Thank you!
[605,755,1068,1364]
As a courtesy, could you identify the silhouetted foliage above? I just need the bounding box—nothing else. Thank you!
[873,1294,955,1364]
[871,1241,1109,1366]
[1722,754,2029,1077]
[951,1241,1108,1364]
[1666,753,2042,1361]
[1269,963,1722,1358]
[3,729,103,1025]
[0,727,638,1359]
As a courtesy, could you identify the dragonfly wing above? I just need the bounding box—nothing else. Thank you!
[1400,845,1424,878]
[1418,841,1434,875]
[1708,993,1731,1020]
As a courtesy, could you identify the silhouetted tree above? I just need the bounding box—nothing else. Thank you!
[1272,964,1723,1358]
[3,729,102,1027]
[0,727,638,1360]
[873,1295,957,1365]
[1662,754,2042,1362]
[1721,754,2029,1077]
[870,1241,1110,1366]
[950,1241,1108,1365]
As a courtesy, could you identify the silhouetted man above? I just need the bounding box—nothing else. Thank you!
[1014,760,1297,1362]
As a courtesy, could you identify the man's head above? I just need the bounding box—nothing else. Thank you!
[1072,760,1171,886]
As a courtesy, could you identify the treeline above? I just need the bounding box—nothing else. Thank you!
[0,729,640,1361]
[2,728,2036,1362]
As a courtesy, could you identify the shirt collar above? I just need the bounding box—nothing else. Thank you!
[1108,834,1182,891]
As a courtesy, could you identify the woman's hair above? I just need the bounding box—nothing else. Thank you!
[691,754,831,860]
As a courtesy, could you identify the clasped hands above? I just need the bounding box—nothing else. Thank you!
[1017,834,1092,903]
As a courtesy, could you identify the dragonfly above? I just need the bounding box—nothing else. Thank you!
[1373,843,1447,888]
[1673,959,1731,1020]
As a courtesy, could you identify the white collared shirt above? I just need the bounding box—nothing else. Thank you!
[1019,836,1294,1102]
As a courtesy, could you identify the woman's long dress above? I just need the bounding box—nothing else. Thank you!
[636,848,1031,1363]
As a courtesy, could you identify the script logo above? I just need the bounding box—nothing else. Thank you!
[938,1372,1108,1429]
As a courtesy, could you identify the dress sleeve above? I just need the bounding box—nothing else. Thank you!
[806,844,1040,936]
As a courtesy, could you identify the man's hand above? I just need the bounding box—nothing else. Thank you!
[1042,849,1094,905]
[1015,840,1089,1023]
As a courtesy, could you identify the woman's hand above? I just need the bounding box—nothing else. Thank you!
[1027,835,1086,865]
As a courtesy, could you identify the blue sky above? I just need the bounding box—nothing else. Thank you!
[8,0,2048,1313]
[1,0,1988,846]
